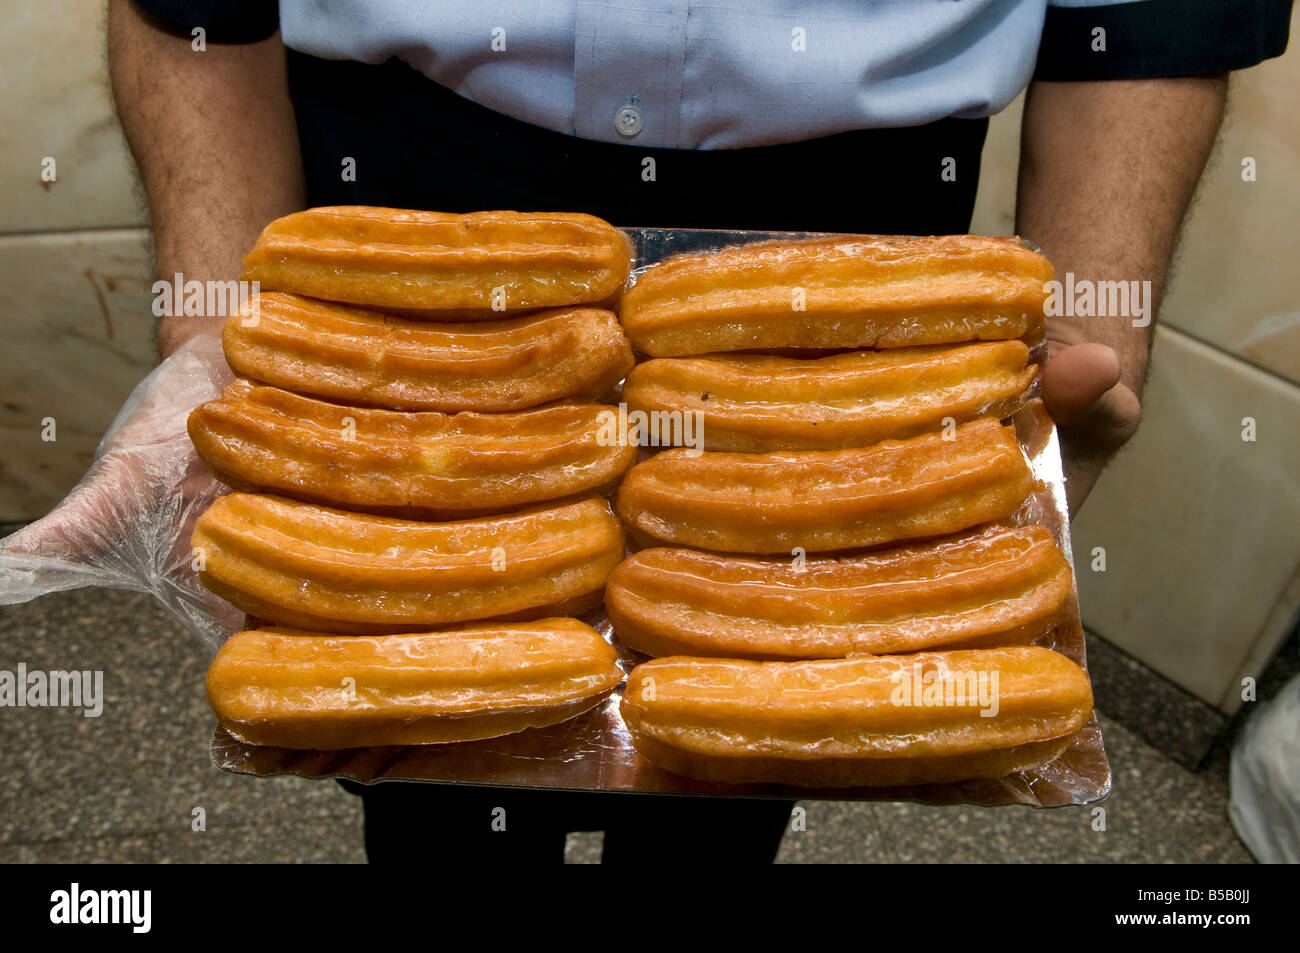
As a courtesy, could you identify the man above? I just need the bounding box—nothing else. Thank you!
[18,0,1291,862]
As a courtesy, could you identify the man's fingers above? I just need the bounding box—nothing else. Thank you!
[1064,379,1143,452]
[2,452,142,559]
[1042,342,1143,514]
[1041,342,1122,425]
[1058,383,1142,515]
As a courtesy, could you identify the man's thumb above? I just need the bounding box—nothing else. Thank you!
[1041,342,1122,425]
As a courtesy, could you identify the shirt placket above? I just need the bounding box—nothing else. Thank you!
[573,1,687,147]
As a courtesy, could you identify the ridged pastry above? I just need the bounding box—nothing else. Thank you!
[242,207,632,313]
[223,293,634,412]
[621,342,1036,451]
[615,418,1033,553]
[188,379,637,517]
[191,494,625,633]
[621,647,1093,787]
[208,620,623,749]
[606,526,1072,659]
[619,235,1053,356]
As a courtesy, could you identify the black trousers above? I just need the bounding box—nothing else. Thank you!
[340,781,794,864]
[290,51,985,864]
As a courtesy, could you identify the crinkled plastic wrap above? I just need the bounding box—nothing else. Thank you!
[0,227,1109,806]
[0,334,241,650]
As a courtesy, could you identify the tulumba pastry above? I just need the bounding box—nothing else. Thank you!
[191,494,625,633]
[621,647,1093,787]
[606,525,1072,660]
[619,235,1054,356]
[621,342,1036,452]
[242,207,632,314]
[188,379,637,517]
[615,417,1033,554]
[207,620,623,749]
[222,293,634,412]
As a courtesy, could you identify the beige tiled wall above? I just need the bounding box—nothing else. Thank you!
[2,2,1297,713]
[1161,54,1300,383]
[1073,328,1300,713]
[0,231,156,518]
[0,2,145,232]
[0,2,155,520]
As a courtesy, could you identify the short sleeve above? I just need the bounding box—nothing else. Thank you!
[129,0,280,44]
[1034,0,1292,80]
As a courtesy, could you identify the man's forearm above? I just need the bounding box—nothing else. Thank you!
[1016,76,1228,398]
[108,0,306,357]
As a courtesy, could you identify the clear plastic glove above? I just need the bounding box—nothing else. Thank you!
[0,334,239,652]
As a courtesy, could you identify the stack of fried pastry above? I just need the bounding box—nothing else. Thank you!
[611,235,1094,788]
[192,214,1095,791]
[192,208,635,749]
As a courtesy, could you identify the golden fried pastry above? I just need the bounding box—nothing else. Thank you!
[242,208,632,313]
[222,293,634,412]
[615,418,1032,553]
[207,620,623,749]
[188,380,637,517]
[191,494,625,633]
[606,525,1072,659]
[621,342,1036,452]
[621,647,1093,787]
[619,235,1053,356]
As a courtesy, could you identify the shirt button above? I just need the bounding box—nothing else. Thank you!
[614,105,643,138]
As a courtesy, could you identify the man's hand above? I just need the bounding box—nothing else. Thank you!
[1017,75,1228,513]
[1040,328,1142,515]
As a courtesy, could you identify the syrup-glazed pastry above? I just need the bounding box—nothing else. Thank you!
[620,342,1035,452]
[188,379,636,517]
[621,647,1093,787]
[207,620,623,749]
[242,207,632,313]
[222,294,634,412]
[605,525,1072,659]
[615,418,1034,554]
[619,235,1053,356]
[191,494,625,633]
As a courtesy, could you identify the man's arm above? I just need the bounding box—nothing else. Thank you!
[108,0,306,357]
[1,5,308,572]
[1016,75,1228,511]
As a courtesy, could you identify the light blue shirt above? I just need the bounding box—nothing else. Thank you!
[280,0,1142,149]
